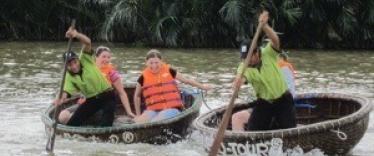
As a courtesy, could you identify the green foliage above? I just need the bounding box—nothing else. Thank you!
[0,0,373,49]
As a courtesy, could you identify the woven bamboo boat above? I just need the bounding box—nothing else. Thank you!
[41,84,202,144]
[194,93,372,155]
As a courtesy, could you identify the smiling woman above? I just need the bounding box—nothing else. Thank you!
[133,49,211,123]
[95,46,136,117]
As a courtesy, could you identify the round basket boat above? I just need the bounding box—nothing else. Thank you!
[41,84,202,144]
[194,93,372,155]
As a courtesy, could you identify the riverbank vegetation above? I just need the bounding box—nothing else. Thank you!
[1,0,373,49]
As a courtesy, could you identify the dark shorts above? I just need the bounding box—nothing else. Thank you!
[246,91,296,131]
[66,89,116,127]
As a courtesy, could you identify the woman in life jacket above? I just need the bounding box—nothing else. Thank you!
[58,46,135,124]
[95,46,135,117]
[277,52,296,96]
[133,49,211,123]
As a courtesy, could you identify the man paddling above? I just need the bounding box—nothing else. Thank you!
[231,11,296,131]
[53,26,116,127]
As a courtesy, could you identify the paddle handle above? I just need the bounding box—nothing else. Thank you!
[58,19,76,99]
[208,22,264,156]
[46,19,76,153]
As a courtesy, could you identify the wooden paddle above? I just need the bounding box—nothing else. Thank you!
[46,19,76,153]
[208,19,265,156]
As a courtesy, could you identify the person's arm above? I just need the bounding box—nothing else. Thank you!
[259,11,280,51]
[262,24,280,51]
[232,62,249,91]
[65,27,92,53]
[175,73,211,90]
[134,83,142,116]
[112,79,135,118]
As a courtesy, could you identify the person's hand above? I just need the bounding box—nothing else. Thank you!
[65,26,78,39]
[128,112,136,118]
[133,115,142,123]
[77,96,86,105]
[258,10,269,25]
[53,98,63,106]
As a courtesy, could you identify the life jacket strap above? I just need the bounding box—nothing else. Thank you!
[146,98,182,106]
[144,89,180,99]
[142,81,177,91]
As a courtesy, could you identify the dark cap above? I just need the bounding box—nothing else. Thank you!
[63,51,78,62]
[240,39,249,59]
[240,38,264,59]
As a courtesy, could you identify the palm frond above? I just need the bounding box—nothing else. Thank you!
[219,0,244,27]
[336,6,358,35]
[280,0,302,25]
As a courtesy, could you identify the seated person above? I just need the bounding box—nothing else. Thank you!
[54,27,115,127]
[278,52,296,97]
[59,46,136,124]
[133,49,211,123]
[95,46,135,117]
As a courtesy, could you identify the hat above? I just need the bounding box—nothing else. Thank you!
[63,51,78,62]
[240,39,249,59]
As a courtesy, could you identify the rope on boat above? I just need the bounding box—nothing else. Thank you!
[194,73,213,111]
[330,129,347,141]
[200,88,213,111]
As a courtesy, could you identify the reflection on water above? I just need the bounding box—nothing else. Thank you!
[0,42,373,155]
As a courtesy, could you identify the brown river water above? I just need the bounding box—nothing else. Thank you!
[0,42,373,155]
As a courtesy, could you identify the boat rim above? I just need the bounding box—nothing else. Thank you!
[41,84,203,134]
[193,93,372,138]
